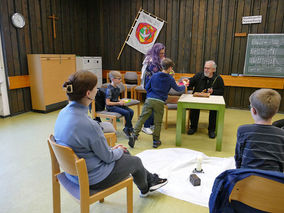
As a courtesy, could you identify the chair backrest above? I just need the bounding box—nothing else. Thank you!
[229,175,284,212]
[124,72,138,84]
[48,135,79,176]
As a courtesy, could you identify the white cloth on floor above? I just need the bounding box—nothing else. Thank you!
[136,148,235,207]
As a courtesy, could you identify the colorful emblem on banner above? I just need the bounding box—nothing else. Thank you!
[136,23,157,44]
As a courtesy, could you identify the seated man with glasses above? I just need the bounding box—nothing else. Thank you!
[186,60,224,138]
[235,89,284,172]
[106,71,134,137]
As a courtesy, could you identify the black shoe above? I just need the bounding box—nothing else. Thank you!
[187,128,196,135]
[149,174,168,192]
[128,135,137,148]
[209,131,216,139]
[153,140,161,148]
[123,128,131,137]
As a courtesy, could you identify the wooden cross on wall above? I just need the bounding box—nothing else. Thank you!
[48,14,58,39]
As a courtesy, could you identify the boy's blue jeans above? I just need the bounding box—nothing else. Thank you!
[144,112,154,128]
[107,105,134,130]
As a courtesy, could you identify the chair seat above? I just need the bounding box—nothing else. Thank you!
[134,85,146,92]
[125,84,137,89]
[97,110,123,118]
[166,103,177,109]
[57,172,133,202]
[57,172,97,200]
[99,122,116,133]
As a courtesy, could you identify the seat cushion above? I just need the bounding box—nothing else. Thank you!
[100,121,116,133]
[166,103,177,109]
[97,110,123,118]
[135,85,146,92]
[57,173,97,200]
[125,84,137,89]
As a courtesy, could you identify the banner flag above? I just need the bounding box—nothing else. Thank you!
[126,10,164,54]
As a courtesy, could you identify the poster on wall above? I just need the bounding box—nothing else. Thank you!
[126,10,164,54]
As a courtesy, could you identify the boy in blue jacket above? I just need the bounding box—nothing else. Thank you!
[129,58,188,148]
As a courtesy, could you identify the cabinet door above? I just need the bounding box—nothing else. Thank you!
[41,56,75,106]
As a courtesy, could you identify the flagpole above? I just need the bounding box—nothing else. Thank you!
[117,7,142,60]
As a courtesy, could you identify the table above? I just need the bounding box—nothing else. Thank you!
[176,94,225,151]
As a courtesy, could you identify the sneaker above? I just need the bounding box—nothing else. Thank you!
[139,190,150,198]
[153,140,161,148]
[123,128,131,137]
[208,131,216,139]
[149,174,168,192]
[150,125,155,131]
[128,135,138,148]
[142,127,153,135]
[187,128,197,135]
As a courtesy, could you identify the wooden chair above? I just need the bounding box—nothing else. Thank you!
[47,134,133,213]
[229,175,284,213]
[104,132,117,147]
[164,86,189,129]
[122,72,140,99]
[91,100,124,130]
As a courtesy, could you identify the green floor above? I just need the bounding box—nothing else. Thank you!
[0,106,283,213]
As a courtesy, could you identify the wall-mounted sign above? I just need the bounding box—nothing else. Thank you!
[242,15,262,24]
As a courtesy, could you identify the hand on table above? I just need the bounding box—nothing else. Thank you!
[208,88,213,94]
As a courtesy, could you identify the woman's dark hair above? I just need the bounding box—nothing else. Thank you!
[63,70,97,101]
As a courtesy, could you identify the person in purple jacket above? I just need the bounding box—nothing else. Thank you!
[129,58,189,148]
[54,70,167,197]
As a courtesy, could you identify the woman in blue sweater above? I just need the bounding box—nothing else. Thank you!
[54,70,167,197]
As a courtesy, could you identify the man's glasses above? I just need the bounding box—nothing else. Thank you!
[114,77,121,80]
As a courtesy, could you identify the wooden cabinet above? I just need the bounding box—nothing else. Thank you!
[27,54,76,112]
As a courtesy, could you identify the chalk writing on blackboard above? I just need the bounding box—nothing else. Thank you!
[244,34,284,77]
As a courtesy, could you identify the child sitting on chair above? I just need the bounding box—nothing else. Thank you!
[235,89,284,172]
[106,71,134,137]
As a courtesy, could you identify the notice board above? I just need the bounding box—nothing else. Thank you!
[243,34,284,77]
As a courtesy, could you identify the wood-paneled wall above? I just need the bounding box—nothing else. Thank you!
[94,0,284,111]
[0,0,283,115]
[0,0,101,114]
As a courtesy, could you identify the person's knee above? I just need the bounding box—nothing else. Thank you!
[129,109,134,116]
[132,156,143,167]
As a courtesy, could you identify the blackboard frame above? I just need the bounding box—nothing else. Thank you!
[243,34,284,78]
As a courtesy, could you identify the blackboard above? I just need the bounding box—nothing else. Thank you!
[243,34,284,77]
